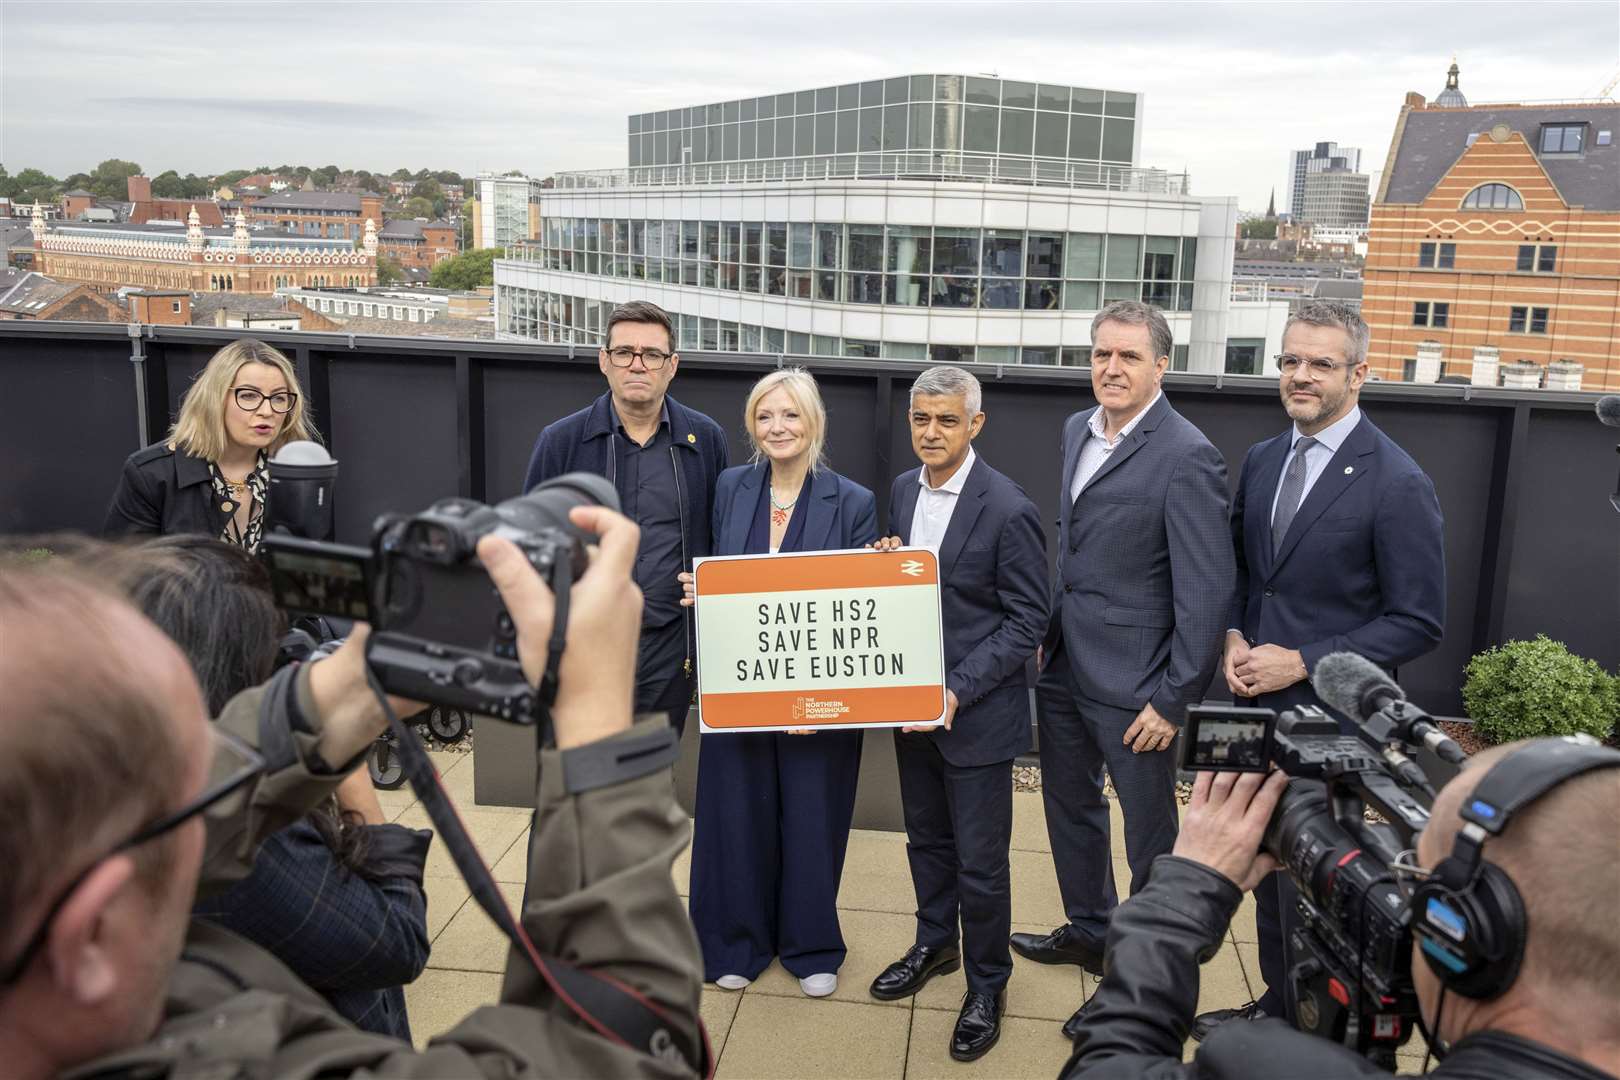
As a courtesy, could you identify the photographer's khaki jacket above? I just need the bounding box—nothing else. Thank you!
[66,670,705,1079]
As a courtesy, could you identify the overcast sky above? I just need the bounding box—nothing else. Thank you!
[3,1,1615,213]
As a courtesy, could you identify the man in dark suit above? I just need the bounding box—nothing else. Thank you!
[523,300,728,736]
[1193,299,1445,1039]
[1016,301,1234,1038]
[866,367,1049,1063]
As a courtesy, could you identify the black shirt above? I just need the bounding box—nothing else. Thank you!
[614,406,684,632]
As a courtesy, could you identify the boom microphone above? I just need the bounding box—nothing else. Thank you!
[267,440,338,540]
[1596,396,1620,428]
[1312,652,1467,765]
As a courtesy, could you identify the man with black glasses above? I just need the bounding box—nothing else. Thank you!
[1195,299,1446,1040]
[0,508,706,1078]
[524,300,728,735]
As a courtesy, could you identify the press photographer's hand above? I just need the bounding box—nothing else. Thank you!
[479,506,643,750]
[1172,769,1289,892]
[307,624,423,769]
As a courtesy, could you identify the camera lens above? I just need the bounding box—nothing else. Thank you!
[495,473,622,581]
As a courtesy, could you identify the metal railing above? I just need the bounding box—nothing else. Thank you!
[551,152,1190,195]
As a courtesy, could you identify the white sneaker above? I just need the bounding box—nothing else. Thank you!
[799,972,837,997]
[715,974,751,991]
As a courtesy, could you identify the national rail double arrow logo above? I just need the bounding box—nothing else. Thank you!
[899,559,925,578]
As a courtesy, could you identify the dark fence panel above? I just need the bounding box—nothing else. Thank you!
[2,323,1615,719]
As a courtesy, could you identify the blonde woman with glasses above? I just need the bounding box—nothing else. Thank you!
[104,338,318,551]
[678,367,877,1000]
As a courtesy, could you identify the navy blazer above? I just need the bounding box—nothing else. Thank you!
[1229,413,1445,707]
[890,455,1049,767]
[711,462,877,558]
[1045,394,1235,723]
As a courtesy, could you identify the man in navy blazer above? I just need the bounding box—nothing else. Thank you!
[522,301,728,735]
[1194,300,1445,1039]
[866,367,1049,1063]
[1018,302,1234,1038]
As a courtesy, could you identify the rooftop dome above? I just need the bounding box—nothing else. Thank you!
[1435,60,1468,108]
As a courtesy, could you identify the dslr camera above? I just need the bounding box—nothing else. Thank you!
[1181,652,1466,1070]
[259,473,619,722]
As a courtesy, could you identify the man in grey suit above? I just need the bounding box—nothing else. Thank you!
[1013,301,1235,1036]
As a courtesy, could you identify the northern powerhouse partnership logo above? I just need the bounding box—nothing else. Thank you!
[791,696,852,721]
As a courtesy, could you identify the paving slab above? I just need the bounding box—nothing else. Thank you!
[1010,791,1051,853]
[911,921,1088,1022]
[906,1007,1074,1079]
[395,805,529,880]
[714,994,911,1079]
[837,829,918,914]
[428,881,525,973]
[403,968,503,1048]
[700,988,743,1062]
[422,875,472,942]
[747,908,917,1008]
[490,827,530,884]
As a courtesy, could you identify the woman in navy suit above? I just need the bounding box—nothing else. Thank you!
[680,367,877,998]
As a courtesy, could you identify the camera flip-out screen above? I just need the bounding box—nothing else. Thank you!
[1182,706,1275,773]
[261,537,377,623]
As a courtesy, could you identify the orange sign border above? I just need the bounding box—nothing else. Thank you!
[693,547,947,734]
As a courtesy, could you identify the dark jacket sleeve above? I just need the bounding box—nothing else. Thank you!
[1151,440,1236,724]
[1298,466,1446,673]
[192,819,433,993]
[1062,857,1385,1080]
[946,494,1048,709]
[103,453,164,536]
[522,425,553,494]
[1228,448,1254,633]
[846,481,878,548]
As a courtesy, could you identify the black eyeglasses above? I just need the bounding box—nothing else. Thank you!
[0,727,265,986]
[604,346,672,369]
[232,387,298,413]
[1275,354,1359,378]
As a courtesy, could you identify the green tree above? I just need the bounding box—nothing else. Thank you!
[150,169,186,198]
[411,177,442,201]
[375,254,406,286]
[390,167,413,181]
[413,167,432,181]
[218,168,252,186]
[1241,217,1278,240]
[434,170,463,187]
[404,196,435,219]
[311,164,341,187]
[182,173,211,198]
[12,167,62,204]
[88,158,143,199]
[429,247,498,290]
[458,213,473,250]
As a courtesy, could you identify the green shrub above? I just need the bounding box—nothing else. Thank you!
[1463,635,1617,745]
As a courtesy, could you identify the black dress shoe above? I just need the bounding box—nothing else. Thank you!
[1191,1000,1268,1042]
[1061,996,1102,1041]
[950,990,1005,1062]
[869,944,961,1001]
[1009,926,1104,975]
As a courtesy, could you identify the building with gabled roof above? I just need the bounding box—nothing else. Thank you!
[1362,62,1619,389]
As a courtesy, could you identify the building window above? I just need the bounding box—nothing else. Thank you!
[1432,302,1449,328]
[1539,124,1585,154]
[1537,245,1557,272]
[1516,245,1534,271]
[170,301,181,314]
[1412,301,1429,326]
[1225,339,1264,374]
[1460,183,1523,211]
[1509,305,1550,333]
[1417,241,1456,268]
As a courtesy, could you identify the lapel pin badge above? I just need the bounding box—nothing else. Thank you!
[687,433,697,444]
[1344,466,1354,475]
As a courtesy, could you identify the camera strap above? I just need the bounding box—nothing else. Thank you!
[365,662,713,1078]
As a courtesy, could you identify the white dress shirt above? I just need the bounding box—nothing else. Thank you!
[911,446,976,553]
[1268,406,1363,524]
[1069,391,1162,502]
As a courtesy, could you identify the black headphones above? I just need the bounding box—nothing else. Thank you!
[1411,735,1620,1000]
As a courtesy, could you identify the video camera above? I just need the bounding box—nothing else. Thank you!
[258,473,619,724]
[1182,652,1468,1070]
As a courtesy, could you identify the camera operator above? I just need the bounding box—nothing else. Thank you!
[0,506,705,1078]
[1061,750,1620,1080]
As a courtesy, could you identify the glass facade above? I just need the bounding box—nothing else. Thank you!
[516,217,1196,314]
[626,74,1138,167]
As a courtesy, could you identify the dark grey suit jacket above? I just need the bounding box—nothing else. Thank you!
[1043,394,1234,724]
[890,455,1050,766]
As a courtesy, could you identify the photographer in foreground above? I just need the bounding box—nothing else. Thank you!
[1062,744,1620,1080]
[0,505,705,1078]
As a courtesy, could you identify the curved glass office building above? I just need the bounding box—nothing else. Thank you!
[493,74,1255,371]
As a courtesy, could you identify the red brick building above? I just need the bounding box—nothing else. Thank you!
[31,204,377,295]
[248,190,384,241]
[127,176,225,227]
[378,218,457,270]
[1363,65,1619,390]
